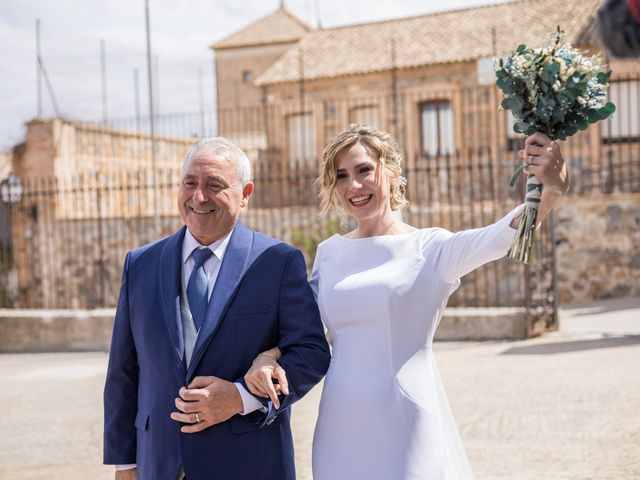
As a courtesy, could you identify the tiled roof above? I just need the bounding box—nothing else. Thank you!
[212,8,311,50]
[255,0,601,86]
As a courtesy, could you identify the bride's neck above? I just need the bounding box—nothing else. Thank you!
[354,211,402,238]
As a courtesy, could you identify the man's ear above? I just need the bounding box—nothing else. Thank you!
[241,181,254,207]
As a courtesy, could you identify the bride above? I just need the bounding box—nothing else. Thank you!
[244,124,568,479]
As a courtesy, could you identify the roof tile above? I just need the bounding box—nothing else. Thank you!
[255,0,601,85]
[212,8,311,50]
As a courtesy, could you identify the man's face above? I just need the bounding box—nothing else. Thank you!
[178,151,253,245]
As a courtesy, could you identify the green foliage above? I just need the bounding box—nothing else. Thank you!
[290,217,341,269]
[495,28,616,142]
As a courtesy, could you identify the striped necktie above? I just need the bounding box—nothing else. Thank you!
[187,247,214,331]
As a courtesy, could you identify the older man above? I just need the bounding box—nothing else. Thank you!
[104,137,330,480]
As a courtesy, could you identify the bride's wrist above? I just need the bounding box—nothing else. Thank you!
[253,352,279,365]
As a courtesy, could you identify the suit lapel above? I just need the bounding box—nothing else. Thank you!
[187,222,253,380]
[158,227,187,375]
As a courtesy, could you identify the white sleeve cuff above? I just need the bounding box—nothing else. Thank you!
[115,464,136,470]
[234,382,268,415]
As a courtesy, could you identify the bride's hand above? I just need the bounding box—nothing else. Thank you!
[244,348,289,409]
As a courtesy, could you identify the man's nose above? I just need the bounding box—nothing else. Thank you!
[192,188,205,203]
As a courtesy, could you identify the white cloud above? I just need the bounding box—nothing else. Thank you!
[0,0,510,150]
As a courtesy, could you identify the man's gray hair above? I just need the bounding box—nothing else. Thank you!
[183,137,252,184]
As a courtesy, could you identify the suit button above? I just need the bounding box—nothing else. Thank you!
[266,418,274,425]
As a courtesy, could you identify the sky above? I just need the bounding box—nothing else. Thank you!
[0,0,513,151]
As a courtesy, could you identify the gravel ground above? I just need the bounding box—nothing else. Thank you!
[1,298,638,479]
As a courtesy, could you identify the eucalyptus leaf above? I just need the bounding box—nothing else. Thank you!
[503,96,526,112]
[602,102,616,115]
[596,70,612,84]
[586,109,599,123]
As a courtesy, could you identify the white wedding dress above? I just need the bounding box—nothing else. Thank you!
[310,206,522,480]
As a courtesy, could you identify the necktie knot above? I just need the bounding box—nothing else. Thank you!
[192,248,213,268]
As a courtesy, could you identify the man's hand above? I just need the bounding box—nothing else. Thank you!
[115,468,137,480]
[170,376,243,433]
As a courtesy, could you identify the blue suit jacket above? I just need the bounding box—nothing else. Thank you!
[103,222,330,480]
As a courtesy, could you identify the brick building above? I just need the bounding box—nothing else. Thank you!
[212,0,640,174]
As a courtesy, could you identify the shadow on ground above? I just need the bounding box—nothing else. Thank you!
[561,298,640,317]
[500,335,640,355]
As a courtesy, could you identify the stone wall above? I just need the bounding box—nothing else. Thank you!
[0,309,115,352]
[15,118,192,180]
[0,306,532,353]
[0,149,12,179]
[555,193,640,304]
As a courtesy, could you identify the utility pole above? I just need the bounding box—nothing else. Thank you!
[134,68,141,130]
[198,68,205,136]
[145,0,160,236]
[101,39,108,124]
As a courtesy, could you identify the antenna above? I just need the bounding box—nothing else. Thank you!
[36,19,42,116]
[314,0,322,29]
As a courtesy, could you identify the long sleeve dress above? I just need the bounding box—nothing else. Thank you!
[310,206,523,480]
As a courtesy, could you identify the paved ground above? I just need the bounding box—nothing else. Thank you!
[1,297,638,479]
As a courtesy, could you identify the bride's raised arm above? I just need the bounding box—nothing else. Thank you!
[428,133,568,284]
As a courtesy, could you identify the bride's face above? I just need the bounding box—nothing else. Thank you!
[334,142,392,222]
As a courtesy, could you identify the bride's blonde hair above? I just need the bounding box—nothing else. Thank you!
[318,123,408,217]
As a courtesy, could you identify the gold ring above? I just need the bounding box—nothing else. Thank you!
[195,413,201,423]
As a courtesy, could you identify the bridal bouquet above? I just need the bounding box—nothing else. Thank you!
[495,27,615,264]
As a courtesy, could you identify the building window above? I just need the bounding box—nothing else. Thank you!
[420,100,455,156]
[286,112,316,167]
[603,79,640,143]
[242,70,253,84]
[349,105,379,129]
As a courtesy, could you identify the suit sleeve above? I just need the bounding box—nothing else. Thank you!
[243,248,331,425]
[103,253,139,464]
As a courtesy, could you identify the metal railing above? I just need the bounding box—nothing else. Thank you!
[2,156,535,311]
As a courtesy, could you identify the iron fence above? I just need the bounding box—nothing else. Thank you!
[1,155,536,311]
[3,77,640,339]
